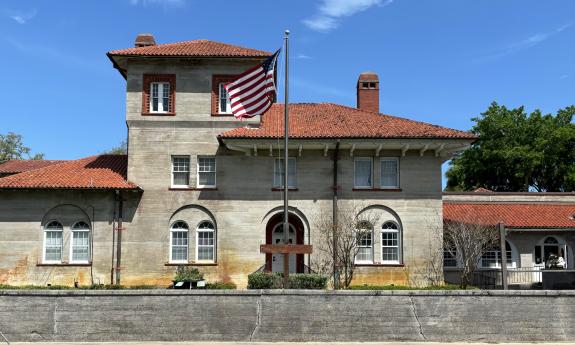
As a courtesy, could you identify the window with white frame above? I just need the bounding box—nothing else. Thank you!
[172,156,190,187]
[443,248,457,267]
[71,221,90,263]
[44,221,63,263]
[380,157,399,188]
[354,157,372,188]
[170,221,189,263]
[273,158,296,188]
[480,241,514,268]
[196,221,215,262]
[355,222,373,263]
[197,157,216,188]
[150,82,171,113]
[381,221,401,264]
[219,83,231,114]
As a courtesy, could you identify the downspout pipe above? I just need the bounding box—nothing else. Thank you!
[332,140,340,289]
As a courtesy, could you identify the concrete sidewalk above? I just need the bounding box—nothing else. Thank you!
[10,341,575,345]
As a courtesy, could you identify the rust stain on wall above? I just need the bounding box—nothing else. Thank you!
[0,256,29,285]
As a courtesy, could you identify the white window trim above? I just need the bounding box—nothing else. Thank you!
[150,82,170,114]
[479,241,517,269]
[69,221,91,264]
[354,227,374,264]
[273,157,297,188]
[169,221,189,264]
[381,222,401,265]
[197,156,217,189]
[43,221,63,264]
[218,82,232,114]
[380,157,400,189]
[354,157,373,189]
[171,155,190,188]
[195,221,216,263]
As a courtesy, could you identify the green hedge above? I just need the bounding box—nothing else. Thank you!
[348,284,476,290]
[205,281,237,289]
[247,272,327,289]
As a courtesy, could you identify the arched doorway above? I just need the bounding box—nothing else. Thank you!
[265,212,304,273]
[534,236,570,269]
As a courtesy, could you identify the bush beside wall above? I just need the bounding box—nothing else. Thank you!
[247,272,327,289]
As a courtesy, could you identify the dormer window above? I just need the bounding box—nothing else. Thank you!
[142,74,176,115]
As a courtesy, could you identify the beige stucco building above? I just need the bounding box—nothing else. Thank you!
[0,35,476,288]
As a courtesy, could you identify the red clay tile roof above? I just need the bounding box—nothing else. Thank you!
[443,203,575,229]
[0,160,66,174]
[0,155,139,190]
[220,103,476,139]
[108,39,272,58]
[473,187,493,193]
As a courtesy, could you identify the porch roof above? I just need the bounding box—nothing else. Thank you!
[443,203,575,229]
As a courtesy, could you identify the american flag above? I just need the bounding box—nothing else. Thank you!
[225,49,280,119]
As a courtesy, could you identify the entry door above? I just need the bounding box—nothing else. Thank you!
[271,225,297,273]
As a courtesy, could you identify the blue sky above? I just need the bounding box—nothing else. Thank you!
[1,0,574,185]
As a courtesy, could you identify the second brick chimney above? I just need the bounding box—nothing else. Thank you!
[134,33,156,48]
[357,71,379,113]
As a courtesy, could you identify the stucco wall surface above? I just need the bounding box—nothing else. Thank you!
[1,290,574,343]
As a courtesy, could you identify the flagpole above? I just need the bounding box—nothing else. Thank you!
[283,30,290,287]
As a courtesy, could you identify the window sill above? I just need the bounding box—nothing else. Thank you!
[271,188,299,192]
[141,112,176,116]
[169,187,218,191]
[352,188,402,192]
[355,263,404,267]
[164,262,218,266]
[211,113,234,117]
[37,262,92,267]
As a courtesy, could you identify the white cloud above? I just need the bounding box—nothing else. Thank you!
[303,0,392,32]
[476,24,572,62]
[2,9,37,24]
[296,53,313,60]
[129,0,186,7]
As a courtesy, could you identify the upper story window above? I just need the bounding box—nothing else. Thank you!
[197,157,216,188]
[70,221,90,263]
[380,157,399,189]
[219,83,231,114]
[44,221,63,263]
[354,157,373,189]
[273,158,296,188]
[142,74,176,115]
[172,156,190,188]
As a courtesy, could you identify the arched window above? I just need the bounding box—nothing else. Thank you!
[535,236,568,268]
[355,221,373,263]
[44,221,63,263]
[481,241,514,268]
[196,221,215,262]
[381,221,401,264]
[170,221,189,263]
[70,221,90,263]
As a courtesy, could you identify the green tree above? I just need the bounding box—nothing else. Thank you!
[0,132,44,164]
[104,139,127,155]
[446,102,575,192]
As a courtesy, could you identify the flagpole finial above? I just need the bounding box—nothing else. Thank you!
[285,29,290,36]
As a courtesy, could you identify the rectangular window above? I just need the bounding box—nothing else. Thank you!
[197,231,215,261]
[219,83,231,114]
[273,158,296,188]
[355,230,373,263]
[171,231,188,262]
[172,156,190,187]
[381,231,399,263]
[71,231,90,263]
[150,82,171,113]
[380,157,399,188]
[354,157,373,188]
[44,231,62,263]
[443,249,457,267]
[197,157,216,188]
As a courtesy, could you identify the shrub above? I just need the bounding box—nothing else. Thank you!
[247,272,283,289]
[205,281,237,290]
[247,272,328,289]
[348,284,476,290]
[288,274,328,289]
[174,267,204,282]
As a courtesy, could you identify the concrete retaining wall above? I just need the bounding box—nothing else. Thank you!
[1,289,574,342]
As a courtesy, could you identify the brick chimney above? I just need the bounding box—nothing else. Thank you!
[357,71,379,113]
[134,33,156,48]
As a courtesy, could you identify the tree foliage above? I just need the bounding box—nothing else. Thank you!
[104,139,127,155]
[0,132,44,163]
[446,102,575,192]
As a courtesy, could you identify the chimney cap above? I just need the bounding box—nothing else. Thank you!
[358,71,379,81]
[135,33,156,48]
